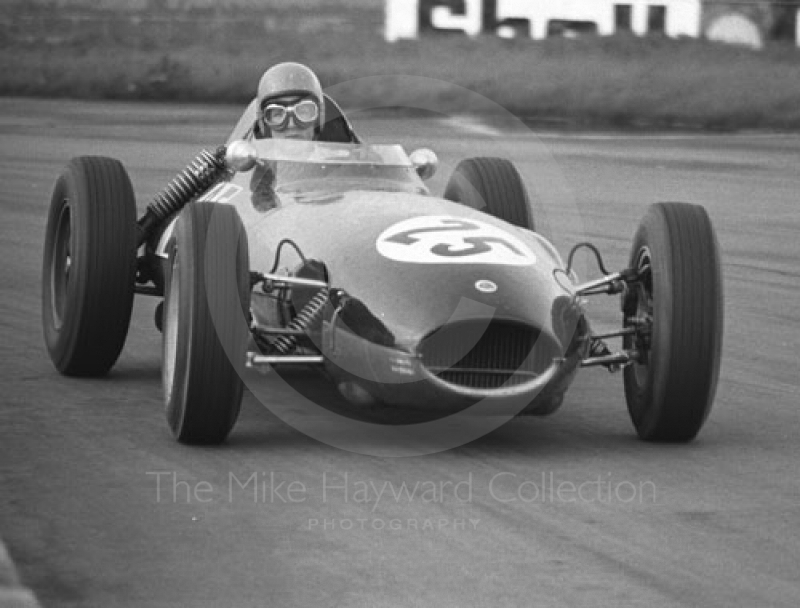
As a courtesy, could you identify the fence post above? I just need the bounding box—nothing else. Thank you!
[796,8,800,46]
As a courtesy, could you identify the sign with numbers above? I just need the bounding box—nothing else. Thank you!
[384,0,702,42]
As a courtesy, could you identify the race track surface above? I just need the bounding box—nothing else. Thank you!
[1,98,798,607]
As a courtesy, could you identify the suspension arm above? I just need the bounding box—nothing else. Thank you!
[581,350,640,369]
[253,272,328,290]
[573,271,633,296]
[247,353,325,366]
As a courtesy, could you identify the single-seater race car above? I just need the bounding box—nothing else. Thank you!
[42,100,723,446]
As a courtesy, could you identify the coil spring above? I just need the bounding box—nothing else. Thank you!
[146,148,227,221]
[589,338,612,358]
[273,288,330,354]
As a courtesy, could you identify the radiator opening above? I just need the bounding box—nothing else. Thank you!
[419,321,559,389]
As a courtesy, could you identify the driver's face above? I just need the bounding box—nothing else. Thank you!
[264,95,316,141]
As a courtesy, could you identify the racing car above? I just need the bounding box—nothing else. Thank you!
[42,97,723,445]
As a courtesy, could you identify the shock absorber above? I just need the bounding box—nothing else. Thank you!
[136,146,228,246]
[272,288,330,355]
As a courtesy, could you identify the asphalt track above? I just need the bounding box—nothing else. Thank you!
[1,98,799,608]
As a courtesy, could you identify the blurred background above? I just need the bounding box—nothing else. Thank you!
[2,0,800,128]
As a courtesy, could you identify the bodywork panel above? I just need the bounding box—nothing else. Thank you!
[169,138,588,413]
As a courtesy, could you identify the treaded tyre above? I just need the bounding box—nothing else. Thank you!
[623,202,723,442]
[162,202,250,445]
[42,156,137,376]
[443,157,535,230]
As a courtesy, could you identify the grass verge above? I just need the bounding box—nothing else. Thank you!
[3,33,800,130]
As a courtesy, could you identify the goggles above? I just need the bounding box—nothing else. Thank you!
[261,99,320,130]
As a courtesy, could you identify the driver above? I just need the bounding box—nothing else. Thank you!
[254,62,325,141]
[250,62,327,210]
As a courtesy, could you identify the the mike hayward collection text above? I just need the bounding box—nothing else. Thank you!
[146,471,657,507]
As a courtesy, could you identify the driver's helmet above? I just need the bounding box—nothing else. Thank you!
[256,62,325,135]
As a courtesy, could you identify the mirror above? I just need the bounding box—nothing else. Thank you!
[225,139,258,173]
[409,148,438,180]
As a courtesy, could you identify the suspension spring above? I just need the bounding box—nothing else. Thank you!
[149,148,227,219]
[136,147,227,245]
[273,288,330,355]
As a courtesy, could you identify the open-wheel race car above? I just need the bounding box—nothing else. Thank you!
[42,99,723,445]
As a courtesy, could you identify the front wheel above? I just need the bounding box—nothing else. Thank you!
[623,202,723,442]
[162,202,251,445]
[443,157,535,231]
[42,156,137,376]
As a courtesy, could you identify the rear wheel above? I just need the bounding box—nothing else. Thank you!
[163,202,250,445]
[444,157,535,231]
[42,156,137,376]
[623,202,723,442]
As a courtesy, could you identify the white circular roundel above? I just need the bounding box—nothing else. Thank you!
[475,280,498,293]
[376,216,536,266]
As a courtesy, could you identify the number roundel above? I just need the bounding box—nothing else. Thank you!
[376,216,536,266]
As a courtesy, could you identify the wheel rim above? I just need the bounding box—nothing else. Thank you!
[50,200,71,331]
[629,246,653,387]
[163,253,180,403]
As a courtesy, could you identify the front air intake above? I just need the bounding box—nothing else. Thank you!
[419,321,559,389]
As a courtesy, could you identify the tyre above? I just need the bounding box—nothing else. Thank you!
[623,202,723,442]
[42,156,137,376]
[162,202,250,445]
[443,157,535,230]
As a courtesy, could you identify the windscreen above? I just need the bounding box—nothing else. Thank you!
[248,140,427,201]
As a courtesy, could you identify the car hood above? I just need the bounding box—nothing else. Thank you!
[237,189,577,350]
